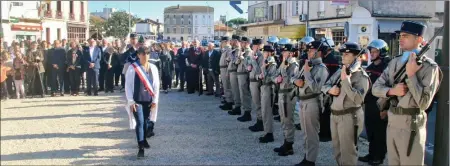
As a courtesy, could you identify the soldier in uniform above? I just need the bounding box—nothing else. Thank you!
[226,35,242,114]
[219,36,234,110]
[358,39,390,165]
[248,39,264,132]
[232,37,252,121]
[319,38,339,142]
[293,40,329,166]
[321,42,369,165]
[272,40,299,156]
[258,45,278,143]
[267,36,281,122]
[372,21,441,165]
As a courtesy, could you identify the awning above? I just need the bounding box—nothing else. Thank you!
[11,24,42,31]
[277,25,306,39]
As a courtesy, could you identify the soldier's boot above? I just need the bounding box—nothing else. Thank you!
[237,111,251,122]
[259,133,274,143]
[249,119,264,132]
[228,106,241,115]
[219,102,233,110]
[295,123,302,130]
[276,140,294,156]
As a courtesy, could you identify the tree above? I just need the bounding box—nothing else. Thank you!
[225,18,248,27]
[89,15,106,39]
[104,11,140,38]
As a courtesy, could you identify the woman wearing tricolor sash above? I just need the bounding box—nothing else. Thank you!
[125,46,160,159]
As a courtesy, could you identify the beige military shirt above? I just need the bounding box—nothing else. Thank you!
[295,58,329,97]
[237,47,251,73]
[321,61,370,111]
[260,56,278,85]
[248,51,263,80]
[227,47,241,71]
[276,57,299,91]
[219,46,232,68]
[372,55,440,110]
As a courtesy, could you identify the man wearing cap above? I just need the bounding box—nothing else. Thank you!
[272,40,299,156]
[319,38,339,142]
[226,35,242,114]
[372,21,441,165]
[232,36,252,120]
[321,42,369,165]
[121,33,139,92]
[293,40,329,166]
[247,38,264,132]
[219,36,234,110]
[258,45,278,143]
[358,39,390,165]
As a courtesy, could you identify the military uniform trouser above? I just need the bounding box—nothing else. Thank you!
[261,85,273,133]
[299,98,321,162]
[229,71,241,107]
[220,68,233,103]
[330,108,364,166]
[387,111,426,165]
[249,81,262,120]
[278,93,296,142]
[294,100,300,124]
[364,102,387,160]
[237,73,251,113]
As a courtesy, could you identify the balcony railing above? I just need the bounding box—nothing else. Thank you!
[44,10,52,18]
[56,11,63,19]
[69,13,75,21]
[80,15,85,22]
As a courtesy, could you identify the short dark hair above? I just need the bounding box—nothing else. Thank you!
[137,46,150,55]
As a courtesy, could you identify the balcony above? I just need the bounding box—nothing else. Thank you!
[69,13,75,21]
[44,10,52,18]
[317,11,325,18]
[56,11,63,19]
[336,7,346,17]
[80,15,85,22]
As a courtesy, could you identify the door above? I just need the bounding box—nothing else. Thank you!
[46,28,50,42]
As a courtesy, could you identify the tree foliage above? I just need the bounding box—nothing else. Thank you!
[89,15,106,38]
[225,18,248,27]
[104,11,140,38]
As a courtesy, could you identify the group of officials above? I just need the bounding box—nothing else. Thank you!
[203,20,441,166]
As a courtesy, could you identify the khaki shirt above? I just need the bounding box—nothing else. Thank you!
[261,58,278,85]
[249,51,263,80]
[295,58,329,97]
[276,57,298,91]
[227,47,241,71]
[372,55,440,110]
[219,46,232,68]
[237,47,252,73]
[322,61,370,111]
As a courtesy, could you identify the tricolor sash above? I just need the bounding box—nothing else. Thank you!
[130,62,155,97]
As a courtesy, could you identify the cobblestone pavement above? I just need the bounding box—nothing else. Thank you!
[1,90,384,165]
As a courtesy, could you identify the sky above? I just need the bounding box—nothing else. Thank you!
[89,1,248,22]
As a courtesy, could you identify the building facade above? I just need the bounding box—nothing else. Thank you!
[1,1,43,43]
[40,0,89,43]
[135,19,163,40]
[90,7,116,20]
[164,6,214,41]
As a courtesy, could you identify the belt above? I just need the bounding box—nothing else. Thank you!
[278,88,293,94]
[261,82,273,86]
[220,65,227,68]
[331,107,361,116]
[298,93,320,100]
[389,107,421,115]
[237,72,248,75]
[228,69,237,72]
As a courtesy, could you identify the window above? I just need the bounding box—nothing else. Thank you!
[80,2,84,15]
[57,1,62,12]
[57,28,61,40]
[188,28,191,33]
[293,1,299,15]
[181,27,184,34]
[11,2,23,6]
[173,28,176,34]
[172,18,175,24]
[167,28,170,33]
[319,1,325,12]
[70,1,74,14]
[208,28,211,34]
[332,29,345,46]
[181,20,184,25]
[181,15,183,18]
[189,20,191,25]
[195,27,198,34]
[277,4,282,20]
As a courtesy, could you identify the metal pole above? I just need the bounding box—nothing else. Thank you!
[306,1,309,36]
[128,1,131,34]
[433,1,449,166]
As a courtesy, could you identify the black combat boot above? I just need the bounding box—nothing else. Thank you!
[137,147,145,159]
[219,102,233,110]
[259,133,274,143]
[295,156,316,166]
[358,154,371,162]
[249,119,264,132]
[237,111,251,122]
[275,140,293,156]
[228,106,241,115]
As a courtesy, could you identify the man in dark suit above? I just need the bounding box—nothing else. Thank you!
[176,41,189,92]
[83,38,102,96]
[49,40,67,97]
[120,33,139,92]
[186,40,203,94]
[202,42,220,96]
[98,39,109,92]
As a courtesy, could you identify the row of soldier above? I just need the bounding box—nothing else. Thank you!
[215,20,441,166]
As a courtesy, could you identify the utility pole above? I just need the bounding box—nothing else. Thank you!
[433,1,449,166]
[306,1,309,36]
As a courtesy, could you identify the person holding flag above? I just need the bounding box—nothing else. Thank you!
[125,46,160,159]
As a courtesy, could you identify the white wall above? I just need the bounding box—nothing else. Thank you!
[9,1,40,19]
[136,23,152,34]
[41,20,68,42]
[193,12,214,39]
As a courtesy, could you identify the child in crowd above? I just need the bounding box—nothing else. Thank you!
[13,51,27,99]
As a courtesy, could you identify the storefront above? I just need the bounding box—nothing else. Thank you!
[277,24,306,40]
[10,24,42,42]
[241,20,284,41]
